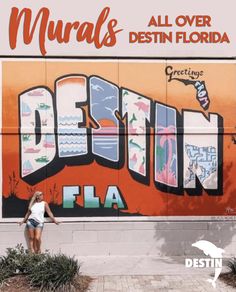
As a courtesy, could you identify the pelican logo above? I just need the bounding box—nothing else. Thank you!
[185,240,225,288]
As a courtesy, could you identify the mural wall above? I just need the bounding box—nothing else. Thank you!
[1,60,236,218]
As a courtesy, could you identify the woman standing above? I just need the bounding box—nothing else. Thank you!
[19,191,59,254]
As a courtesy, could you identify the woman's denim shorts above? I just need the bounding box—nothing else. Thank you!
[26,218,44,229]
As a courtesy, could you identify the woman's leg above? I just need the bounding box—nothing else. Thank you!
[33,229,37,252]
[34,227,43,254]
[27,227,35,253]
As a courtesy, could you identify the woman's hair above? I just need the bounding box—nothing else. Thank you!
[28,191,43,210]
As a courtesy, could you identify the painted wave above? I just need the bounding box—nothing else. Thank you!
[58,129,87,134]
[58,116,83,122]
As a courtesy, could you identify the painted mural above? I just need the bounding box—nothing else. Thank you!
[1,60,236,218]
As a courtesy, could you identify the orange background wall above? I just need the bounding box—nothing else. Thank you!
[2,60,236,217]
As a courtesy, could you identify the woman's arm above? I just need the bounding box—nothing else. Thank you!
[45,202,59,224]
[19,210,31,225]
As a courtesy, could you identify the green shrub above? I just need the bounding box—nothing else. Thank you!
[0,244,43,277]
[28,254,80,291]
[0,244,81,291]
[0,244,37,283]
[219,258,236,288]
[227,258,236,274]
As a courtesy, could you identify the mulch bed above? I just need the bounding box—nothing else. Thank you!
[0,275,93,292]
[219,272,236,288]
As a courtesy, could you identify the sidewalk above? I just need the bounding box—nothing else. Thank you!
[88,275,234,292]
[78,256,234,291]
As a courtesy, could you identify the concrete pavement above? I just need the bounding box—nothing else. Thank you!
[88,275,234,292]
[79,256,234,291]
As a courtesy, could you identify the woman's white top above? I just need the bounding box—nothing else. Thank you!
[28,201,46,223]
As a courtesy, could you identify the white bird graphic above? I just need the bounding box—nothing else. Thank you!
[192,240,225,288]
[102,95,116,101]
[91,84,104,91]
[105,106,115,115]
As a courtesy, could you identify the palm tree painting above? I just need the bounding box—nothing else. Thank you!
[155,125,177,187]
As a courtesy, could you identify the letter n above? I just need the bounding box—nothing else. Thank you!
[183,111,222,194]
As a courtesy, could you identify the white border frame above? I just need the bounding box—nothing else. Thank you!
[0,61,2,221]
